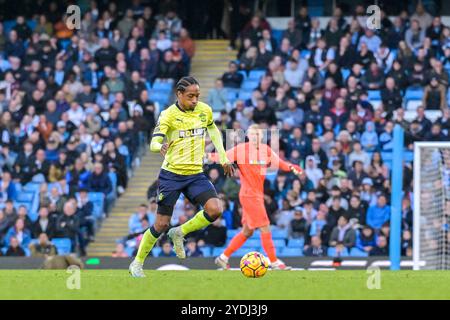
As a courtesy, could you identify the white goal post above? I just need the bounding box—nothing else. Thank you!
[413,142,450,270]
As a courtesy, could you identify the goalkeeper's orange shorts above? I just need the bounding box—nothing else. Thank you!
[240,195,270,230]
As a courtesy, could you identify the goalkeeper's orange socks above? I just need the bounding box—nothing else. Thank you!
[260,231,277,263]
[224,232,248,257]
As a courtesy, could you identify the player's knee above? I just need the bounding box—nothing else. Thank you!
[154,220,170,233]
[243,229,254,238]
[204,199,223,219]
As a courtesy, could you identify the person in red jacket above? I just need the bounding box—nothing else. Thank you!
[209,124,303,270]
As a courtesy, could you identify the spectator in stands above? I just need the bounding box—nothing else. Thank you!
[112,242,129,258]
[360,121,379,152]
[55,201,80,254]
[405,19,425,52]
[201,217,227,248]
[329,215,356,254]
[159,241,176,257]
[366,194,391,230]
[5,236,25,256]
[185,238,203,258]
[411,3,433,32]
[252,98,276,126]
[87,162,112,197]
[0,210,8,242]
[369,235,389,256]
[283,58,306,90]
[222,61,243,89]
[76,188,95,242]
[32,206,56,239]
[289,209,308,239]
[283,19,302,50]
[422,76,447,110]
[129,203,153,234]
[304,235,326,257]
[381,77,403,117]
[309,38,334,71]
[5,218,31,249]
[358,28,381,54]
[29,232,57,257]
[348,195,368,225]
[207,79,228,112]
[356,225,377,254]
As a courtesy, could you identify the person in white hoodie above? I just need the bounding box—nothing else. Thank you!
[305,155,323,188]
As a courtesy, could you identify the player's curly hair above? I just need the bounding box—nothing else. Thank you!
[176,76,200,93]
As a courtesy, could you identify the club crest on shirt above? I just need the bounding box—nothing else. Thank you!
[199,112,207,122]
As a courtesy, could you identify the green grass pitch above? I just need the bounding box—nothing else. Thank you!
[0,270,449,300]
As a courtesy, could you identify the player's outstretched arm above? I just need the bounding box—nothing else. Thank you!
[268,146,303,176]
[207,123,235,177]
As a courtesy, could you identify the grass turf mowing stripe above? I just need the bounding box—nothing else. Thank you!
[0,270,449,300]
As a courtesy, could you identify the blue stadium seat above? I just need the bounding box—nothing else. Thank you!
[3,20,16,33]
[403,151,414,162]
[145,81,152,92]
[242,239,260,248]
[368,90,381,100]
[13,201,31,212]
[52,238,72,255]
[405,87,424,101]
[23,182,41,193]
[341,68,350,81]
[199,247,211,257]
[86,192,105,219]
[271,228,288,239]
[231,248,255,257]
[227,229,240,239]
[271,29,284,47]
[272,239,286,248]
[238,70,247,81]
[287,238,304,248]
[265,171,277,189]
[300,50,311,59]
[279,247,303,257]
[1,247,6,255]
[241,79,259,90]
[212,246,227,257]
[125,246,134,257]
[248,70,266,81]
[152,81,173,91]
[108,171,118,199]
[350,247,369,257]
[16,192,34,202]
[152,247,161,257]
[226,89,239,103]
[381,152,393,161]
[327,247,349,257]
[149,90,171,105]
[238,90,252,101]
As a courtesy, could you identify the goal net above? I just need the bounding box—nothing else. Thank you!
[413,142,450,270]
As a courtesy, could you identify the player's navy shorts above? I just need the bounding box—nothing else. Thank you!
[156,169,218,216]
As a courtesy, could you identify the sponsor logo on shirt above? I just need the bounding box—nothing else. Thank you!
[179,128,205,138]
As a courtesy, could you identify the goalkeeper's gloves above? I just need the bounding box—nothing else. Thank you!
[289,164,303,176]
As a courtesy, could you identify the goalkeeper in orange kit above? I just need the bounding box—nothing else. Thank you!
[209,124,303,270]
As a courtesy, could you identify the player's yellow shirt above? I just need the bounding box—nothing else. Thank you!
[152,101,215,175]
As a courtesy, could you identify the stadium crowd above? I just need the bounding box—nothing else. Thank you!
[120,2,450,259]
[0,0,448,260]
[0,0,193,257]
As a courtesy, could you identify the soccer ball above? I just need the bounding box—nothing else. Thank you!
[240,251,269,278]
